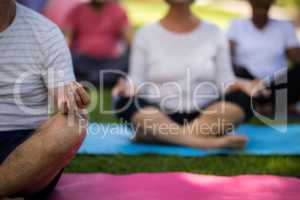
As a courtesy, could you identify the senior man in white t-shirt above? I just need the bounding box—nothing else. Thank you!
[0,1,90,199]
[228,0,300,113]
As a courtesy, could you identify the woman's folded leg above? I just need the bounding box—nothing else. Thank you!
[115,93,252,150]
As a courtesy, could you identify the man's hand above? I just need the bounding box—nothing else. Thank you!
[54,81,90,118]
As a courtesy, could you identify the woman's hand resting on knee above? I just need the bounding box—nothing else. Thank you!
[228,79,271,98]
[112,78,136,98]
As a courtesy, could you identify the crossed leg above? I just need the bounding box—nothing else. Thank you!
[131,101,247,150]
[0,113,87,198]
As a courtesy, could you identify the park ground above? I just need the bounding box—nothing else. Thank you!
[66,0,300,177]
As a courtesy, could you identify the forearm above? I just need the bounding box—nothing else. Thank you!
[227,78,254,95]
[287,47,300,62]
[226,79,244,92]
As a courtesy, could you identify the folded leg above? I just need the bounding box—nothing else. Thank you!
[0,113,87,198]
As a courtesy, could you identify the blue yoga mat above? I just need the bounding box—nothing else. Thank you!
[78,123,300,157]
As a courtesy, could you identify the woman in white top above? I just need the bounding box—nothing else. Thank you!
[113,0,261,150]
[228,0,300,113]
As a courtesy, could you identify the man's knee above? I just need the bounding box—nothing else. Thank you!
[41,113,87,159]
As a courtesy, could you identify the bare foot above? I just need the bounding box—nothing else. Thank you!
[131,131,160,144]
[256,103,273,116]
[131,132,140,142]
[218,135,248,150]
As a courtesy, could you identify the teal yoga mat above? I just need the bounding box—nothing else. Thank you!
[78,123,300,157]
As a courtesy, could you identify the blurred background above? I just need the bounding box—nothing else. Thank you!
[19,0,300,32]
[16,0,300,122]
[16,0,300,176]
[121,0,300,30]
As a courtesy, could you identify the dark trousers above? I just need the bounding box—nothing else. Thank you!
[114,91,253,124]
[0,130,63,200]
[72,50,129,87]
[234,64,300,106]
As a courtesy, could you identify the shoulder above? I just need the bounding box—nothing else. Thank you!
[107,2,125,10]
[135,23,159,38]
[132,23,159,48]
[106,2,127,15]
[270,19,295,29]
[269,19,298,37]
[69,3,87,14]
[201,21,224,39]
[199,21,229,48]
[227,18,249,39]
[17,3,62,35]
[270,19,291,25]
[16,4,66,55]
[228,18,249,29]
[202,21,221,33]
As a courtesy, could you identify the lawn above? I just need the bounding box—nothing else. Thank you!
[67,155,300,177]
[66,0,300,177]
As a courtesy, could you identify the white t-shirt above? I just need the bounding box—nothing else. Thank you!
[0,4,75,131]
[228,18,300,79]
[130,22,235,113]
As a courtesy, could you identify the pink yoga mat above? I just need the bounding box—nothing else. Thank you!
[49,173,300,200]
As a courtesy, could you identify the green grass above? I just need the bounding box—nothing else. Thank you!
[69,1,300,177]
[66,155,300,177]
[88,88,119,123]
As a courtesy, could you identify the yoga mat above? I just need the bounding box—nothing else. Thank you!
[78,123,300,156]
[49,173,300,200]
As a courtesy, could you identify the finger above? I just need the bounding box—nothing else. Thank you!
[112,87,120,97]
[67,87,78,114]
[71,80,79,87]
[71,83,84,108]
[76,85,90,106]
[112,85,125,97]
[118,78,126,85]
[79,109,89,120]
[255,82,271,97]
[74,90,85,109]
[261,89,271,97]
[125,84,135,97]
[70,82,85,108]
[73,81,85,89]
[59,101,69,114]
[251,91,260,98]
[124,88,131,97]
[251,82,263,97]
[65,101,71,114]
